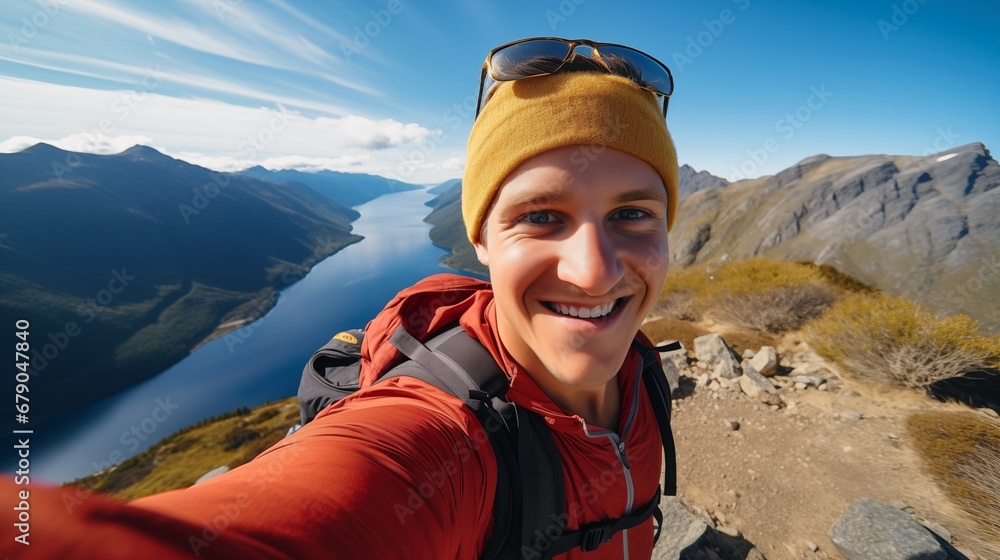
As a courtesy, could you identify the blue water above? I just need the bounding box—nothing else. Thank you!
[25,188,480,483]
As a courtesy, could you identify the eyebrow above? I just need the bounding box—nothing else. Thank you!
[613,187,668,204]
[506,186,666,208]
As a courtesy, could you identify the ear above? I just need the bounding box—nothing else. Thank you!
[474,242,490,267]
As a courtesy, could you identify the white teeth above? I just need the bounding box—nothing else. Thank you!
[549,299,619,319]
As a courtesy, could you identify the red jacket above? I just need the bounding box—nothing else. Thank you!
[2,274,663,559]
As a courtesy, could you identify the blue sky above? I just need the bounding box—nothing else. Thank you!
[1,0,998,184]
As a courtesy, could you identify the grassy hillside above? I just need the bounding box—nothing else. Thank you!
[72,398,300,500]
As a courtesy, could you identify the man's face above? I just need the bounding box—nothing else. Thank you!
[475,145,670,394]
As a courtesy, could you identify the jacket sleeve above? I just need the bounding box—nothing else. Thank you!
[1,378,498,559]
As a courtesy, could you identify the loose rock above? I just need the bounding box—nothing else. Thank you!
[739,367,777,399]
[661,358,681,395]
[695,334,742,379]
[749,346,778,377]
[792,375,825,388]
[830,498,948,560]
[194,466,230,485]
[712,358,741,380]
[657,340,690,375]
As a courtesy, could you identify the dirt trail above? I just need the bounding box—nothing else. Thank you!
[667,336,992,559]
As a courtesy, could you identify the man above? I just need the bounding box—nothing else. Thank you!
[2,38,677,559]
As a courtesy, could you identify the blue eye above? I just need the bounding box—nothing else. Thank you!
[611,208,649,221]
[522,211,556,224]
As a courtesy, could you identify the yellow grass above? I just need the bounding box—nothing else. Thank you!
[71,398,300,499]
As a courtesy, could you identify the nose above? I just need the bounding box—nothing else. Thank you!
[557,222,624,296]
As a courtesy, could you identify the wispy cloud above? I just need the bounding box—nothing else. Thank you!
[57,0,376,96]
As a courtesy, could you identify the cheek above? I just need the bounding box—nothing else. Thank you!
[487,241,548,303]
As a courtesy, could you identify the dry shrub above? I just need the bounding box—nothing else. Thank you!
[659,258,845,332]
[807,293,1000,389]
[651,291,698,321]
[714,329,779,357]
[712,282,837,334]
[908,412,1000,556]
[797,261,876,294]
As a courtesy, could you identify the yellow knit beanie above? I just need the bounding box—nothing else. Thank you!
[462,71,678,244]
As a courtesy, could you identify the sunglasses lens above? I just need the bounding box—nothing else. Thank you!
[489,39,573,81]
[597,46,673,96]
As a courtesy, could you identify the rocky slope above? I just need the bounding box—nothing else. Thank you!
[669,142,998,333]
[650,329,995,560]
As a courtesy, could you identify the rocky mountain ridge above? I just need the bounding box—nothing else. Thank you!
[669,142,998,333]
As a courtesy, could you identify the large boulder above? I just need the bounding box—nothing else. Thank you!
[694,334,742,379]
[830,498,948,560]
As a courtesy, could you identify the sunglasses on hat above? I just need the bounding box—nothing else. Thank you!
[476,37,674,118]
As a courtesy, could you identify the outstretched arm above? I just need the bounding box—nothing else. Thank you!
[2,378,497,559]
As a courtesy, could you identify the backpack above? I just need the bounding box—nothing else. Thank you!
[296,323,679,559]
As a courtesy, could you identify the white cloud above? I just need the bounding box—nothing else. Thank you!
[0,76,463,184]
[0,133,157,155]
[316,115,437,150]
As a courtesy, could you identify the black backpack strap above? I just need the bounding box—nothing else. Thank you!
[515,406,566,560]
[637,340,678,497]
[542,488,662,557]
[382,325,519,560]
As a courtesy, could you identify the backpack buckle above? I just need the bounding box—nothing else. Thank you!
[580,524,612,552]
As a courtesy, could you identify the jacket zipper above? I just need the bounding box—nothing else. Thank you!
[582,358,644,558]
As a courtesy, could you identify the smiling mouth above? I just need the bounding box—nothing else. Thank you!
[542,297,629,319]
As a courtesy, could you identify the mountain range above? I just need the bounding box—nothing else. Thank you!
[669,142,998,334]
[424,143,998,334]
[0,144,420,422]
[5,140,996,423]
